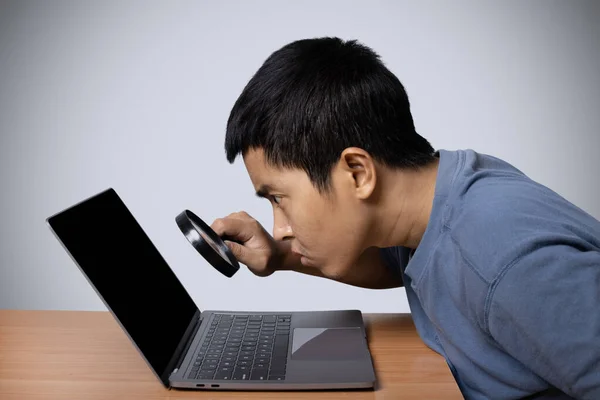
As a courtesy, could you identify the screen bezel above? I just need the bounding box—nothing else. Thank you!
[45,188,201,387]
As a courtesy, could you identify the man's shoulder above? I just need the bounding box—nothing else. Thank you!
[445,150,600,283]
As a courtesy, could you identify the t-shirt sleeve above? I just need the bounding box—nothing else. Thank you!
[487,243,600,399]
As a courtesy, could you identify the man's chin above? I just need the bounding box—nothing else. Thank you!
[319,263,351,282]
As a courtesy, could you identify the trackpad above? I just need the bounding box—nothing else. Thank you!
[291,327,367,361]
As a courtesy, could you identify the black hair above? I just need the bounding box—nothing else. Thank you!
[225,36,435,191]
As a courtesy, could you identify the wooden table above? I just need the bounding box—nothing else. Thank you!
[0,310,462,399]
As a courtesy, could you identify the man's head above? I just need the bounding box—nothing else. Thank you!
[224,37,436,278]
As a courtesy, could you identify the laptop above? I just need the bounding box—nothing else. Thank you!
[45,188,376,391]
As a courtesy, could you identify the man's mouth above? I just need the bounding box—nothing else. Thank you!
[291,245,304,257]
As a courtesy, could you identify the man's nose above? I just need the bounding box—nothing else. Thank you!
[273,214,293,242]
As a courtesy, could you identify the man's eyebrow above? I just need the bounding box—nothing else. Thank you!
[255,184,273,198]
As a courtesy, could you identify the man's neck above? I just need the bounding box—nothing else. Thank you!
[373,158,439,249]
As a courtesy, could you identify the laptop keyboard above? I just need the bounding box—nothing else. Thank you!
[187,313,291,381]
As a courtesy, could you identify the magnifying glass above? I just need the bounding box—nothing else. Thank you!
[175,210,240,277]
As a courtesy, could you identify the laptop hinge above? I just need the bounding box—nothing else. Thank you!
[163,310,203,382]
[174,314,203,372]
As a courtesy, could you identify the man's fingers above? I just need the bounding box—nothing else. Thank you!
[229,210,251,218]
[224,240,269,276]
[224,240,248,263]
[211,217,253,243]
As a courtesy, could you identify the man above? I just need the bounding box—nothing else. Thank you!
[210,37,600,399]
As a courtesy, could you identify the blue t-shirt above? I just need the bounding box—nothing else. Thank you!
[381,149,600,399]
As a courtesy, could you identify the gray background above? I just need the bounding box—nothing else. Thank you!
[1,0,599,313]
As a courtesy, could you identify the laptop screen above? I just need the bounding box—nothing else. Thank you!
[47,188,198,382]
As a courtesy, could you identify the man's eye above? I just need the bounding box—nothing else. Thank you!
[272,195,282,205]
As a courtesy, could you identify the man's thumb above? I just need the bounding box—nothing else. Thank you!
[224,240,246,263]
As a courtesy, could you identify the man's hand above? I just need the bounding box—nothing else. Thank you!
[210,211,281,277]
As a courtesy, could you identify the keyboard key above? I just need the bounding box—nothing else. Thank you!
[263,316,277,322]
[239,355,254,361]
[220,361,234,368]
[221,356,235,362]
[249,315,263,321]
[198,371,216,380]
[237,360,252,367]
[268,375,285,381]
[255,357,269,364]
[253,363,268,369]
[271,358,287,368]
[270,369,286,377]
[250,369,268,380]
[214,371,232,380]
[232,370,249,380]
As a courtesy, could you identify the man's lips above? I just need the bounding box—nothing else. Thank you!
[291,246,307,258]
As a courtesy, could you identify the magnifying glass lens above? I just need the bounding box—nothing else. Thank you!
[176,210,239,277]
[191,220,232,266]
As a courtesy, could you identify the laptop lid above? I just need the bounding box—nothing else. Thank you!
[46,188,200,386]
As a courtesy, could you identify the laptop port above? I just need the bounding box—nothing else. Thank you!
[196,384,205,387]
[211,384,220,388]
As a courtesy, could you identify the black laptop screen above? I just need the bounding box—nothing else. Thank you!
[47,188,198,380]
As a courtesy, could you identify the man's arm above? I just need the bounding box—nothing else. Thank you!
[487,243,600,399]
[275,241,403,289]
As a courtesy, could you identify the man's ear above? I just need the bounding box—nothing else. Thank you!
[338,147,377,200]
